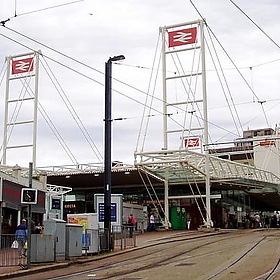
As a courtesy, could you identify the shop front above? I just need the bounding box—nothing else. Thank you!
[1,179,46,234]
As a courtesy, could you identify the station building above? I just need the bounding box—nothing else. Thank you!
[0,165,46,234]
[46,127,280,230]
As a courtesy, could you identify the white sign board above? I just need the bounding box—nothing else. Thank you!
[94,194,123,230]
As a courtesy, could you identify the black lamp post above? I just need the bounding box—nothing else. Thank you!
[104,55,125,249]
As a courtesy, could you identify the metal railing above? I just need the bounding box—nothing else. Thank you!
[112,225,136,250]
[0,234,26,267]
[0,226,137,267]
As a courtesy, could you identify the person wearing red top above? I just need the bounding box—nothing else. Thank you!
[128,214,136,237]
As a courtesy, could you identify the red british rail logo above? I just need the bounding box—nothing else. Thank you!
[11,57,34,74]
[168,27,197,47]
[185,137,200,148]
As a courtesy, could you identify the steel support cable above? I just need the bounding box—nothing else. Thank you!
[240,100,280,131]
[136,33,161,153]
[179,40,202,121]
[137,168,167,225]
[16,76,79,164]
[1,28,232,163]
[170,45,195,115]
[0,74,32,162]
[36,107,79,165]
[0,29,205,134]
[4,22,274,127]
[229,0,280,51]
[203,35,254,163]
[0,31,103,86]
[259,102,270,128]
[169,31,232,154]
[0,71,41,164]
[152,32,204,149]
[143,171,166,224]
[189,1,261,103]
[0,62,6,87]
[6,75,31,131]
[29,92,78,165]
[14,0,86,18]
[170,41,204,143]
[182,167,207,225]
[185,51,204,136]
[187,111,241,143]
[170,44,199,104]
[179,160,208,224]
[3,23,211,151]
[208,18,274,139]
[185,54,204,142]
[1,30,196,167]
[40,56,103,162]
[2,26,169,113]
[137,168,158,209]
[205,30,242,138]
[0,30,171,146]
[139,55,161,153]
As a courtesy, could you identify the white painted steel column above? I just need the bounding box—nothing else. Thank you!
[160,26,168,150]
[200,20,212,228]
[164,179,169,228]
[32,51,41,168]
[2,56,11,165]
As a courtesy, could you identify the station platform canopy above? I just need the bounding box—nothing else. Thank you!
[135,149,280,209]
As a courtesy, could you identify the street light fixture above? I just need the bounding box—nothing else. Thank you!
[104,55,125,250]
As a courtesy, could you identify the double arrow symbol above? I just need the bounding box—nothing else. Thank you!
[14,61,32,72]
[12,57,34,74]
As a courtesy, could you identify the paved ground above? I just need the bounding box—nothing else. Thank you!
[2,229,279,280]
[0,230,185,279]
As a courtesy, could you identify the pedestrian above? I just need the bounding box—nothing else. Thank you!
[127,214,136,237]
[147,213,155,232]
[254,213,261,228]
[15,219,28,260]
[186,213,191,230]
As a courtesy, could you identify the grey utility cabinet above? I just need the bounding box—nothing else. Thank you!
[43,218,66,261]
[65,223,83,259]
[30,234,54,263]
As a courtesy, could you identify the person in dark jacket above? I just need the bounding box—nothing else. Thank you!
[15,219,28,258]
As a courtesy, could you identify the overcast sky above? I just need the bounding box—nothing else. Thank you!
[0,0,279,169]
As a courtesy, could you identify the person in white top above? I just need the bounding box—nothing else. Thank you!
[147,213,155,232]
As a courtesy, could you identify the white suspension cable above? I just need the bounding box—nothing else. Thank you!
[40,56,103,162]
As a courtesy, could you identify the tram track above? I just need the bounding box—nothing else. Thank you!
[15,229,280,280]
[206,235,268,279]
[91,231,280,280]
[206,232,280,280]
[254,256,280,280]
[47,230,250,280]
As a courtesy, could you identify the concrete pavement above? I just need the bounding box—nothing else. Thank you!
[0,230,181,279]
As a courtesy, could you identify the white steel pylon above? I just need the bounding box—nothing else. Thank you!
[2,51,41,168]
[159,20,212,228]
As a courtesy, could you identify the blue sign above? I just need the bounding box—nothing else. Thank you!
[82,229,91,250]
[98,203,117,222]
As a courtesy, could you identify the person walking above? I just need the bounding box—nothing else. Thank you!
[147,213,155,232]
[128,214,136,237]
[15,219,28,261]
